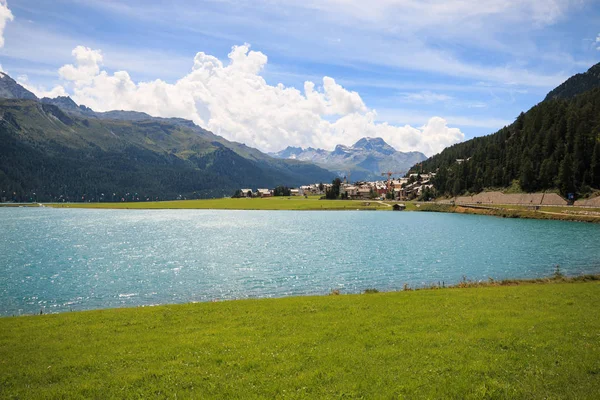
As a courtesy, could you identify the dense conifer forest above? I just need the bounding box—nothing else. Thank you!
[418,72,600,199]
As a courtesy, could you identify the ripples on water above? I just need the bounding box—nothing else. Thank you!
[1,207,599,315]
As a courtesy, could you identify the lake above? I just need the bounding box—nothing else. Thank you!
[1,207,599,315]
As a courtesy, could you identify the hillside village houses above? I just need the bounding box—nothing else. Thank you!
[238,173,435,200]
[341,174,434,200]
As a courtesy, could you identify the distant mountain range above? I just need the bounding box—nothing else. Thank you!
[0,73,335,202]
[270,138,427,181]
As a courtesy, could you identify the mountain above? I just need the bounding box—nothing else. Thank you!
[41,96,95,116]
[0,74,334,202]
[270,137,427,181]
[0,72,38,100]
[544,62,600,102]
[417,63,600,198]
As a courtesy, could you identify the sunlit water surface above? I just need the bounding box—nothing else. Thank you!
[1,207,599,315]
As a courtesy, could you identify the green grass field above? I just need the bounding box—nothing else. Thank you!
[47,196,393,211]
[1,281,599,399]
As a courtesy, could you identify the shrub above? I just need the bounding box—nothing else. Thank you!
[553,265,565,280]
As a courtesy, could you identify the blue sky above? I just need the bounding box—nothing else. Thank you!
[1,0,599,155]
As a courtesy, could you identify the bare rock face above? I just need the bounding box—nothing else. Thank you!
[0,73,38,100]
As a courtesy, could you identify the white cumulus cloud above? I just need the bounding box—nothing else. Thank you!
[47,44,464,156]
[59,46,104,83]
[0,0,14,48]
[21,81,68,98]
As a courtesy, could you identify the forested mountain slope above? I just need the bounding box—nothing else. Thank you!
[419,87,600,198]
[0,93,334,202]
[544,62,600,102]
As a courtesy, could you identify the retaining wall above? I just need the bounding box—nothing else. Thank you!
[574,196,600,207]
[454,191,567,206]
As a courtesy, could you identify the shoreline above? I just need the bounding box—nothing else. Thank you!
[3,198,600,223]
[417,203,600,223]
[5,272,599,318]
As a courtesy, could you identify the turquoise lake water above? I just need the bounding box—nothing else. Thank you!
[1,207,599,315]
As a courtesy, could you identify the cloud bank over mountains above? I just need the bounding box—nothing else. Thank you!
[2,0,464,156]
[2,0,595,157]
[24,44,463,156]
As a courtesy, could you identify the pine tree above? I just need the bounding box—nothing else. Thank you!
[326,178,341,199]
[473,167,484,192]
[452,179,462,196]
[591,140,600,188]
[520,159,535,192]
[573,130,587,187]
[558,154,575,197]
[538,158,555,189]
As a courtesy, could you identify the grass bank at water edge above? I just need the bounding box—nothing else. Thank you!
[1,280,599,399]
[43,196,390,211]
[417,203,600,223]
[10,197,599,223]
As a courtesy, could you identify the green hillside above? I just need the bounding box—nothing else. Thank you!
[417,66,600,198]
[0,98,334,202]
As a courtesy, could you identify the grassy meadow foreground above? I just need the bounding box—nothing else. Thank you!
[1,281,599,399]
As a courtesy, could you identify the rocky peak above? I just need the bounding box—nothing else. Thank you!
[42,96,79,110]
[0,73,38,100]
[351,137,396,155]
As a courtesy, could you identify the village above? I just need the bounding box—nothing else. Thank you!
[238,173,436,201]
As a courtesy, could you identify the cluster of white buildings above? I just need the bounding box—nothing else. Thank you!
[399,173,436,200]
[239,173,436,200]
[341,173,436,200]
